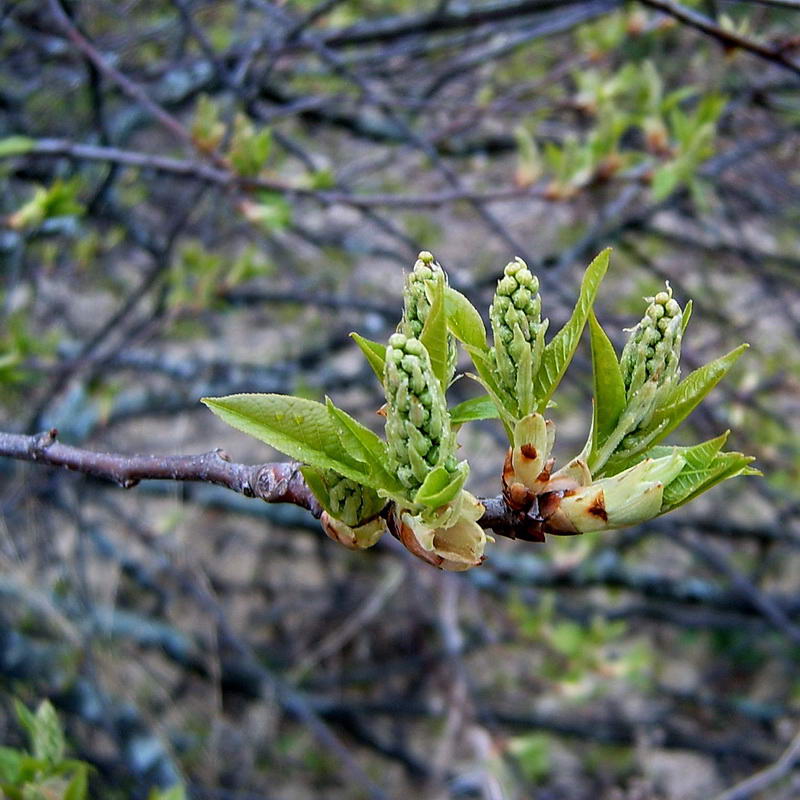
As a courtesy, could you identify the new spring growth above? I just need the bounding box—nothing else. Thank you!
[490,257,549,420]
[400,251,457,385]
[383,332,460,494]
[301,467,385,550]
[591,283,685,473]
[546,451,687,534]
[383,331,484,569]
[203,246,755,570]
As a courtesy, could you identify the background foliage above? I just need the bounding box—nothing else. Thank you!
[2,1,800,798]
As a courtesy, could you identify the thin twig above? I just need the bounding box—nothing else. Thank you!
[714,725,800,800]
[640,0,800,76]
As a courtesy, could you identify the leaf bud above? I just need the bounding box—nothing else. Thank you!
[545,451,685,533]
[393,491,487,571]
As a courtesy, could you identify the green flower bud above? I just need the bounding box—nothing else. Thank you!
[619,282,683,401]
[399,251,457,383]
[489,258,549,419]
[384,332,460,496]
[303,467,385,528]
[592,284,685,472]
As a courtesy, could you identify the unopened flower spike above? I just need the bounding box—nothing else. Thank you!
[383,332,459,494]
[383,332,485,570]
[489,257,549,420]
[591,283,685,472]
[301,467,385,550]
[400,251,458,385]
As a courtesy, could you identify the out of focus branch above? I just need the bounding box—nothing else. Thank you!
[714,725,800,800]
[640,0,800,76]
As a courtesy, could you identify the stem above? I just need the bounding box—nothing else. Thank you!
[0,430,553,541]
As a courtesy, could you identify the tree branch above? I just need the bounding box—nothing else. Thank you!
[0,429,320,513]
[0,429,550,542]
[640,0,800,77]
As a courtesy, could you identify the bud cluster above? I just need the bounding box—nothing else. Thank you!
[620,284,683,401]
[400,251,457,383]
[592,284,685,472]
[324,469,383,528]
[384,332,457,492]
[490,258,548,418]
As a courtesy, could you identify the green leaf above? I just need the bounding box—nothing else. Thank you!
[299,465,331,511]
[533,247,611,411]
[350,333,386,383]
[514,325,534,418]
[588,310,625,451]
[325,398,401,491]
[463,345,515,438]
[449,395,500,425]
[651,163,680,200]
[420,275,448,391]
[648,434,759,512]
[445,287,487,351]
[413,464,467,508]
[14,700,36,739]
[0,136,35,157]
[648,343,749,442]
[32,701,64,764]
[64,764,89,800]
[680,299,693,335]
[0,747,22,783]
[149,787,187,800]
[202,394,372,485]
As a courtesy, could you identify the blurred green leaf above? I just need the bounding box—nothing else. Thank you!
[0,136,35,157]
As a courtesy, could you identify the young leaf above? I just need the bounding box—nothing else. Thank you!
[0,136,35,157]
[445,287,488,351]
[32,701,64,764]
[463,345,515,438]
[647,343,748,443]
[419,275,448,392]
[325,398,402,491]
[680,299,693,334]
[64,764,89,800]
[350,332,386,383]
[588,310,625,450]
[149,787,187,800]
[514,326,534,418]
[647,433,759,512]
[14,699,37,739]
[449,395,500,425]
[0,747,22,783]
[201,394,372,485]
[533,248,611,412]
[300,465,332,512]
[413,463,468,508]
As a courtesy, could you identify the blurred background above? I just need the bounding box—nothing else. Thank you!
[1,1,800,798]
